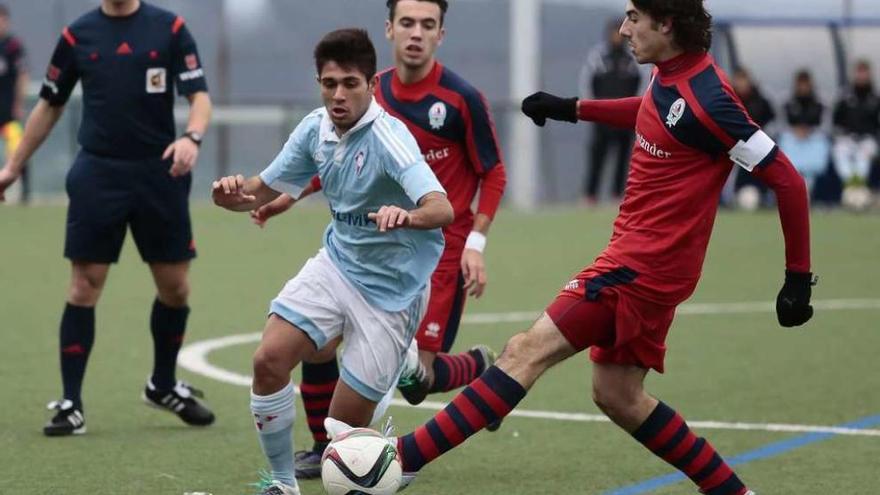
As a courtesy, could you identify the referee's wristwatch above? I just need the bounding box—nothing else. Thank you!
[182,130,203,147]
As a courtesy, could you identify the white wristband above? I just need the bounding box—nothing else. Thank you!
[465,231,487,253]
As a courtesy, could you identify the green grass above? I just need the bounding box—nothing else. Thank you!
[1,204,879,495]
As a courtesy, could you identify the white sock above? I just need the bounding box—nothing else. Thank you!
[251,383,297,488]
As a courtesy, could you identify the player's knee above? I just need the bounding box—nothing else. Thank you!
[157,280,190,307]
[499,332,528,364]
[592,381,642,420]
[252,347,291,387]
[498,330,544,371]
[68,273,105,306]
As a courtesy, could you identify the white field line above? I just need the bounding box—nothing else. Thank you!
[462,298,880,325]
[179,298,880,439]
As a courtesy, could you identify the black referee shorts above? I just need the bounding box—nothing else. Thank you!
[64,150,196,264]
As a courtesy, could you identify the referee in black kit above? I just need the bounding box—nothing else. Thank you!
[0,0,215,436]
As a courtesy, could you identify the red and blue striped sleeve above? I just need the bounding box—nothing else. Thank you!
[677,66,777,171]
[458,85,506,218]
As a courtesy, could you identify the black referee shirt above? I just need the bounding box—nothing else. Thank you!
[40,2,208,159]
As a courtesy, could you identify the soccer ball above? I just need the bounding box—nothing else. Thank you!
[841,185,872,211]
[321,427,402,495]
[736,185,761,212]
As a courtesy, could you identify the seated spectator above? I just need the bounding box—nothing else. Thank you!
[731,67,776,209]
[832,60,879,209]
[784,69,824,128]
[778,69,831,195]
[778,125,830,195]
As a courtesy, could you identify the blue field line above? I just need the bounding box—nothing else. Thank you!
[603,414,880,495]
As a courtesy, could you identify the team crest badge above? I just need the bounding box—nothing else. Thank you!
[428,102,447,130]
[666,98,686,127]
[185,54,198,70]
[355,150,366,175]
[146,68,167,94]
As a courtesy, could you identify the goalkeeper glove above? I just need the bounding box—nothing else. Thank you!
[521,92,578,127]
[776,270,816,327]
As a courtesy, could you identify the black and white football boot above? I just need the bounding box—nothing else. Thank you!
[142,379,215,426]
[43,399,86,436]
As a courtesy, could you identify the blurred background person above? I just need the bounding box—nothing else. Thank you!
[778,70,831,195]
[0,4,27,203]
[832,60,879,210]
[731,67,776,210]
[577,18,641,206]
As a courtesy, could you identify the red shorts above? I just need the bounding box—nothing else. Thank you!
[545,261,677,373]
[415,266,466,353]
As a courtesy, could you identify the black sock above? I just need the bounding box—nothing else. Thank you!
[150,298,189,390]
[60,303,95,410]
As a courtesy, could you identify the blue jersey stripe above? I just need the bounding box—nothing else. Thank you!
[650,81,726,156]
[688,66,759,143]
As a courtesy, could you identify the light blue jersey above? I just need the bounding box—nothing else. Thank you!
[260,99,445,312]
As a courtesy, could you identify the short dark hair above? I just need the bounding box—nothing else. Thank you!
[794,69,812,84]
[387,0,448,25]
[314,28,377,81]
[0,4,9,18]
[631,0,712,53]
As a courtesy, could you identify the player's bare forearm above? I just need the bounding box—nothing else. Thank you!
[14,71,27,120]
[473,213,492,235]
[252,193,297,227]
[265,194,296,215]
[185,91,212,134]
[4,99,64,174]
[408,192,454,229]
[213,175,280,212]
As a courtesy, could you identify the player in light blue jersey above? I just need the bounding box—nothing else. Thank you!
[212,28,453,495]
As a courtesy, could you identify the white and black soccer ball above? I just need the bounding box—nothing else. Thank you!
[321,428,402,495]
[841,185,872,211]
[736,185,762,212]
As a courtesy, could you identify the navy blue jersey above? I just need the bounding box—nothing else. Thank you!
[0,35,26,125]
[39,3,207,159]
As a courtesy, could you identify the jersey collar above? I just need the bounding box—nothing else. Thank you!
[655,51,711,83]
[320,98,383,143]
[390,61,443,101]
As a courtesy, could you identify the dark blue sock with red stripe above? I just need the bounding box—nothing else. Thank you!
[150,299,189,391]
[300,359,339,446]
[429,349,486,393]
[60,303,95,410]
[397,366,526,472]
[632,402,749,495]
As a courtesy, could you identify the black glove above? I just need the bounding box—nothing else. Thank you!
[776,270,816,327]
[521,92,578,127]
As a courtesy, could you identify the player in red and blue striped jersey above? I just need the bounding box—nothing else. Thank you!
[250,0,507,479]
[347,1,812,493]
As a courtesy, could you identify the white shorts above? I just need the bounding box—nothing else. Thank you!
[269,249,428,402]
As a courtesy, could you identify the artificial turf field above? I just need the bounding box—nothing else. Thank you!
[1,204,878,494]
